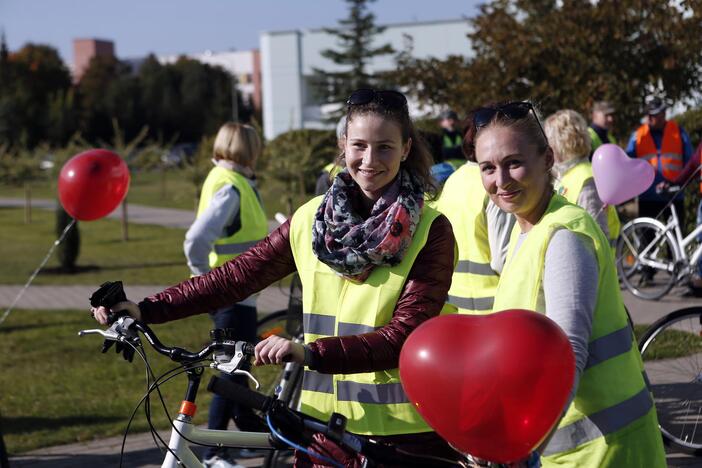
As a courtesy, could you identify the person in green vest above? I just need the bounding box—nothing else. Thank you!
[439,109,466,170]
[545,109,621,246]
[466,100,665,467]
[588,100,617,157]
[183,122,269,468]
[91,89,461,466]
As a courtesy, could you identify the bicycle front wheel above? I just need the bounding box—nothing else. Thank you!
[616,220,678,300]
[639,307,702,454]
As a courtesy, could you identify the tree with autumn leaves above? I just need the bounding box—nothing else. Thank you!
[393,0,702,138]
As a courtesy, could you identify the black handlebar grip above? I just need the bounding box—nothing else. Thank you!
[242,342,255,356]
[207,375,272,412]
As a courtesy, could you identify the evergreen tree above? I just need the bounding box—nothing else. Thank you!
[310,0,394,119]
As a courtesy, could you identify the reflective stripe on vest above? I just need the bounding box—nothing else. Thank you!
[289,195,441,435]
[197,166,268,268]
[303,313,379,336]
[436,164,500,315]
[635,121,684,182]
[542,387,653,456]
[556,161,620,241]
[494,194,665,465]
[213,240,261,255]
[301,370,409,404]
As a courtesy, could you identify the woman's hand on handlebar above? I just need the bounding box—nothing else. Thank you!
[91,300,141,325]
[254,335,304,365]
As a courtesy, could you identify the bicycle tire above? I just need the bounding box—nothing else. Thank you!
[639,307,702,454]
[0,412,8,468]
[616,220,678,300]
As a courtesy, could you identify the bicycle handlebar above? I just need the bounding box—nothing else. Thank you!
[79,315,255,364]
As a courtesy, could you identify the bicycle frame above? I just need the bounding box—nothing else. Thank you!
[161,369,275,468]
[621,204,702,275]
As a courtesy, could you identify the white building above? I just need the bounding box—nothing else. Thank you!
[158,49,262,111]
[260,18,473,140]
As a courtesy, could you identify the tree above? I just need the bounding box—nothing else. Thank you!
[393,0,702,136]
[0,42,72,147]
[310,0,394,119]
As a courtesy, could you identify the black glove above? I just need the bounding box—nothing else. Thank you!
[91,281,137,362]
[89,281,128,310]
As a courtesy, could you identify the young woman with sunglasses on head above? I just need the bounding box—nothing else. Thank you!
[92,89,461,467]
[467,102,665,467]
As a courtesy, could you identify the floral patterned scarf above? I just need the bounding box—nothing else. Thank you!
[312,169,424,282]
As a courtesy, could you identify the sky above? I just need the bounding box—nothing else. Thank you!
[1,0,482,65]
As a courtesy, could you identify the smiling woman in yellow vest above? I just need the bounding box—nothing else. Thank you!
[545,110,621,247]
[467,101,665,467]
[183,122,269,467]
[91,90,461,467]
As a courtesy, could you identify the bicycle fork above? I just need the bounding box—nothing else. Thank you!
[163,367,205,468]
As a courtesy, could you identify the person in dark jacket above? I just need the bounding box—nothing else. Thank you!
[92,89,460,468]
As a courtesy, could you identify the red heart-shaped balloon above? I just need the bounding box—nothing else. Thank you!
[399,310,575,463]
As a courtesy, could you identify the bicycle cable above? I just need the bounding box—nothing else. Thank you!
[118,339,190,467]
[266,413,343,468]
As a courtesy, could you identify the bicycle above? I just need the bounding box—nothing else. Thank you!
[615,187,702,300]
[638,306,702,454]
[78,315,464,468]
[0,412,8,468]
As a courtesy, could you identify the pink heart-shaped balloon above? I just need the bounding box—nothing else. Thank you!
[591,143,655,205]
[399,310,575,463]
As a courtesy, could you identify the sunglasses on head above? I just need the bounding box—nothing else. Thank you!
[473,101,548,142]
[347,88,408,111]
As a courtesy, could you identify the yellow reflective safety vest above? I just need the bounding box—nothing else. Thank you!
[556,161,621,243]
[588,127,616,152]
[197,166,268,269]
[493,194,665,467]
[436,163,497,314]
[289,196,440,435]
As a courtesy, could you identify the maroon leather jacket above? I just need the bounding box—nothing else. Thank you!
[139,216,456,373]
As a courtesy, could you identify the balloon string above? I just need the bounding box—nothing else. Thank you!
[0,218,77,328]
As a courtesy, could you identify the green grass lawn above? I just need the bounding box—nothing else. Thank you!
[0,309,216,453]
[0,207,189,285]
[0,309,282,454]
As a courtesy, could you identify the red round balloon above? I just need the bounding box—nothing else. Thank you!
[58,149,130,221]
[399,310,575,463]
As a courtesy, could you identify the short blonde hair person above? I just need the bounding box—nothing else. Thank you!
[212,122,262,168]
[544,109,591,164]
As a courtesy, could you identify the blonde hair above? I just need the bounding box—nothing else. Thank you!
[212,122,262,168]
[544,110,591,164]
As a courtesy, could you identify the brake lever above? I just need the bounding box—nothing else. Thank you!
[78,316,141,362]
[212,341,260,389]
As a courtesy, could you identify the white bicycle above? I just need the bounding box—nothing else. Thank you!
[616,189,702,300]
[79,315,464,468]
